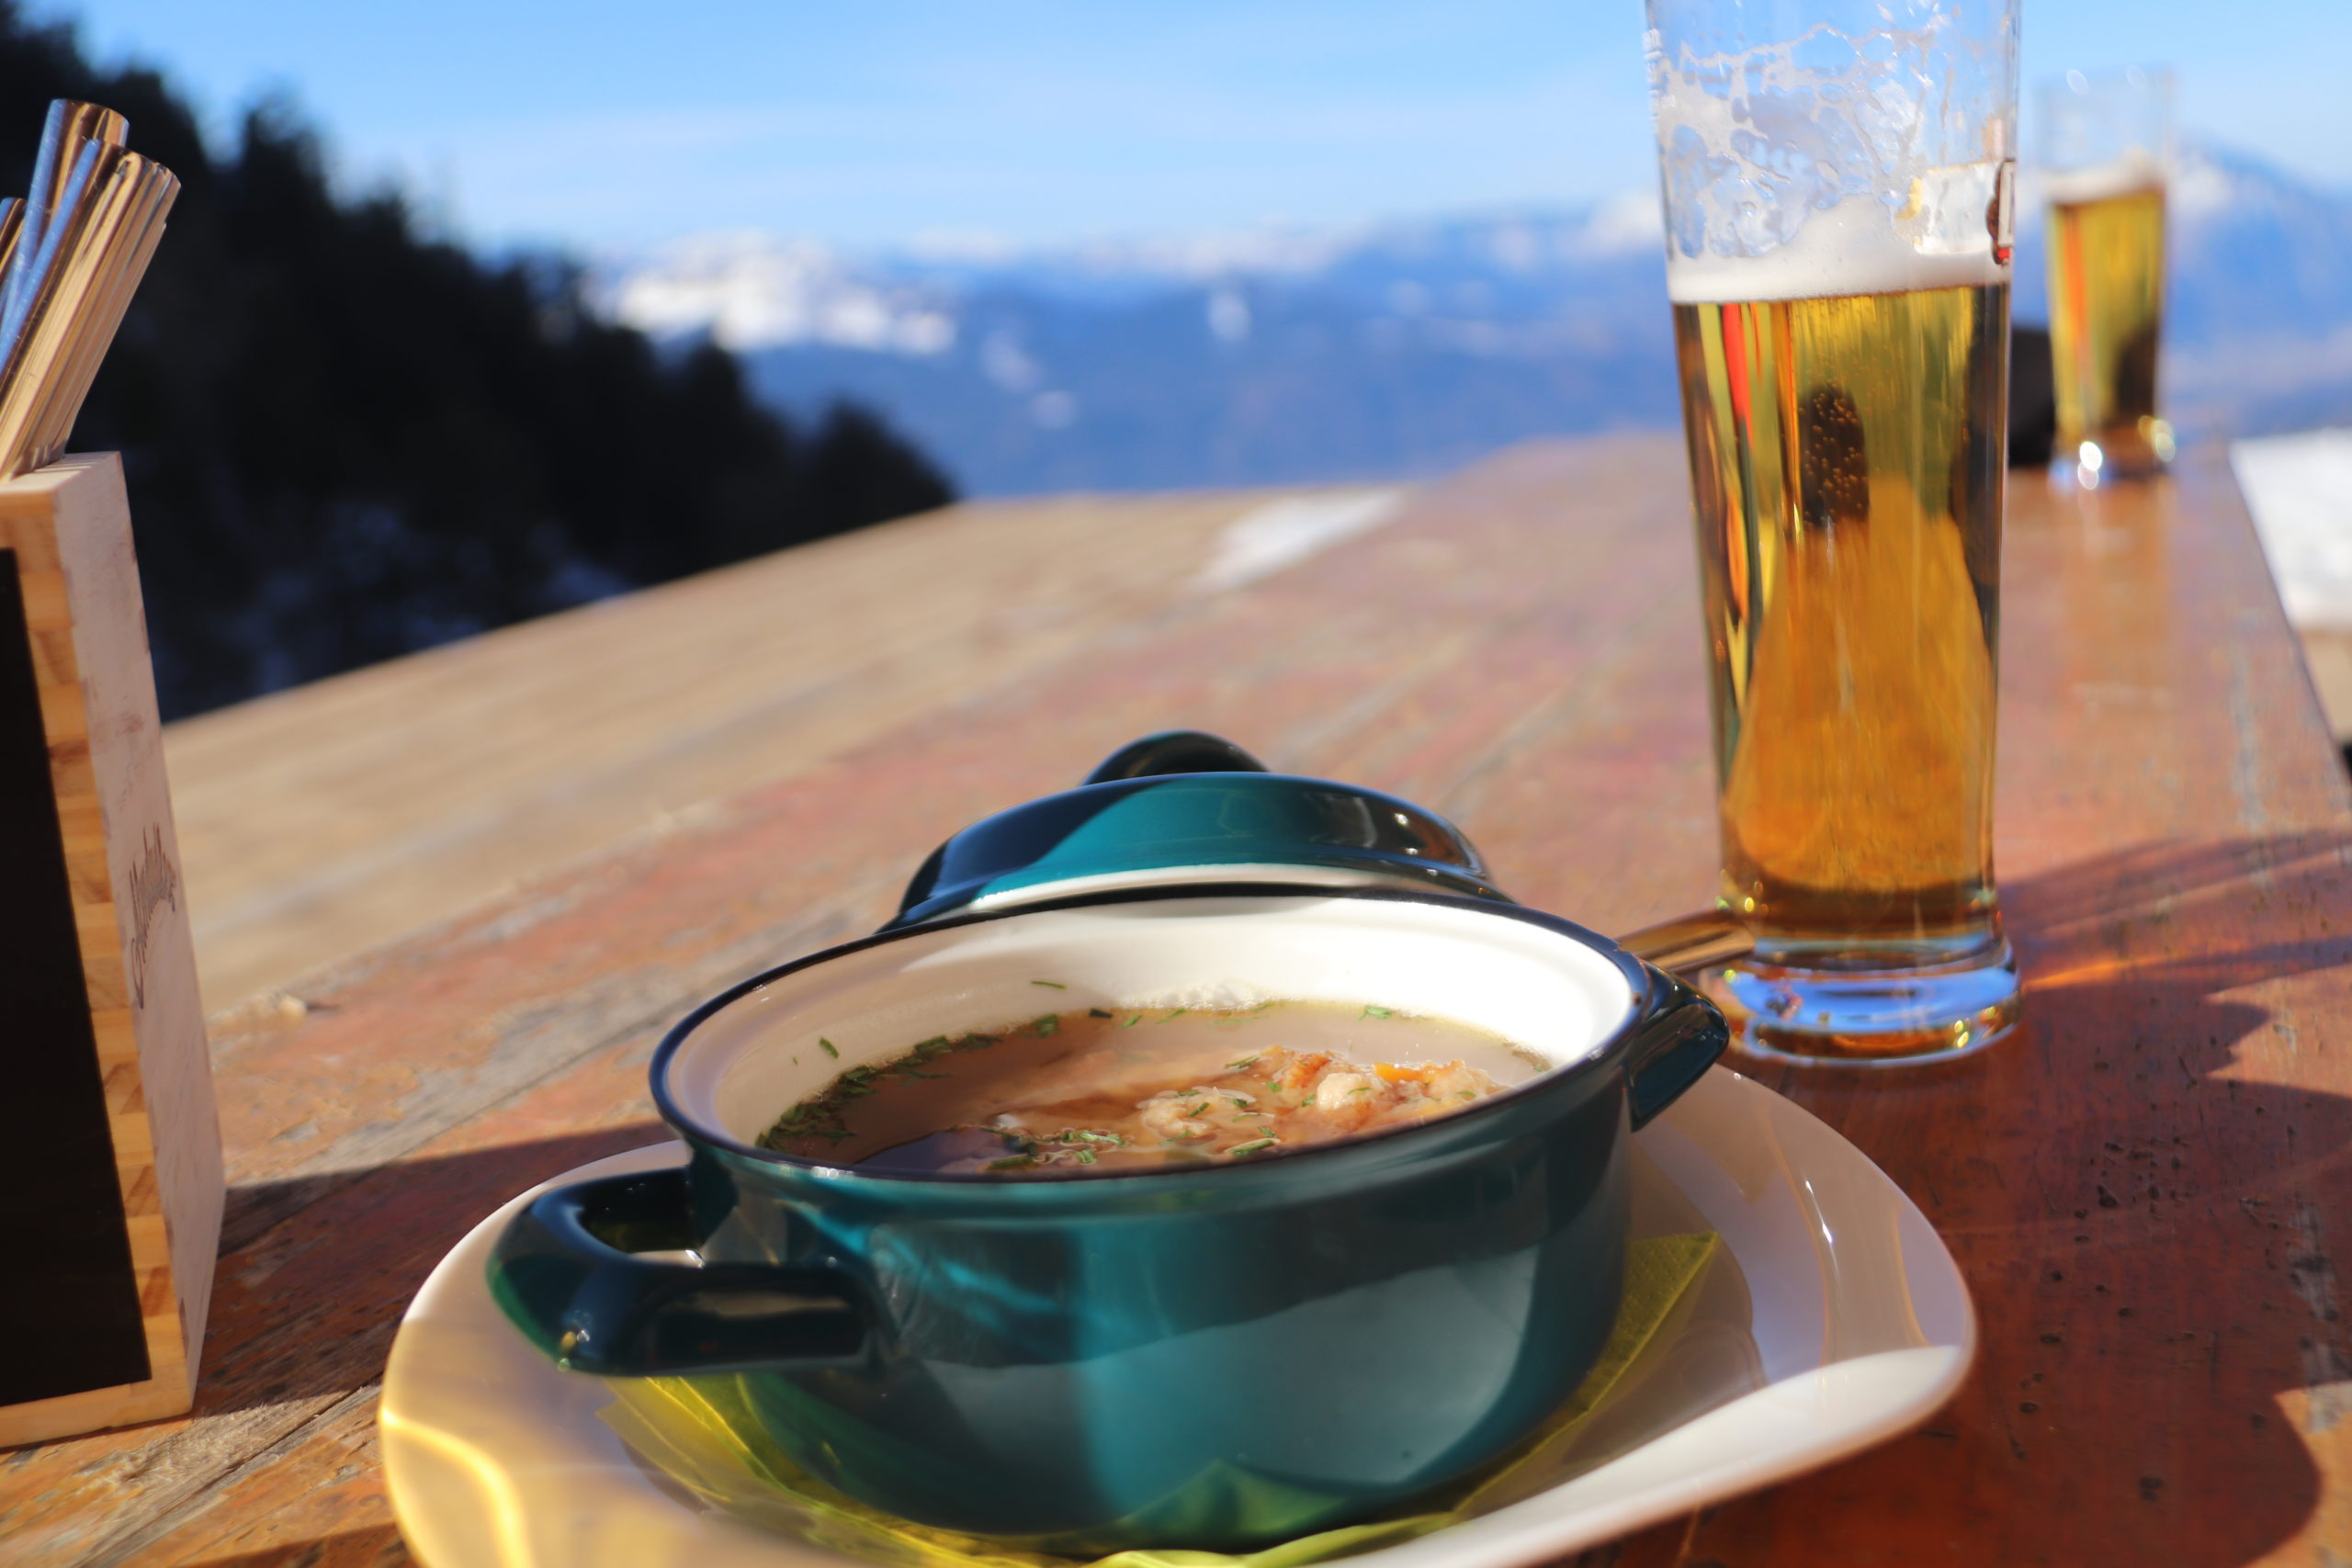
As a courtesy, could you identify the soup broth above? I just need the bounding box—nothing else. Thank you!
[757,1000,1545,1176]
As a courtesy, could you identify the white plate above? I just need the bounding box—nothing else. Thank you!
[380,1067,1974,1568]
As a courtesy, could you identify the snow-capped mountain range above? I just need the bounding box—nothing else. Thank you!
[597,144,2352,496]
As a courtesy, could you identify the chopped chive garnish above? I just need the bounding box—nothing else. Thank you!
[1089,1008,1114,1019]
[1185,1102,1208,1117]
[1120,1014,1144,1029]
[1033,1014,1060,1036]
[818,1128,854,1142]
[1229,1138,1280,1156]
[1073,1147,1098,1165]
[1031,979,1068,989]
[1227,1095,1251,1108]
[1351,1085,1374,1096]
[1159,1008,1189,1022]
[818,1038,840,1058]
[1246,1000,1275,1014]
[1360,1005,1392,1020]
[1227,1055,1260,1069]
[985,1156,1037,1171]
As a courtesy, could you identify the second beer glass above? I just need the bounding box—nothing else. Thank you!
[2042,67,2174,485]
[1645,0,2022,1063]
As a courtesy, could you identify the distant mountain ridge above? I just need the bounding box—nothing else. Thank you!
[601,143,2352,496]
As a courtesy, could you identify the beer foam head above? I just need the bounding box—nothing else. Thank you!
[2041,148,2165,207]
[1648,6,2017,303]
[1664,190,2012,304]
[2038,66,2172,204]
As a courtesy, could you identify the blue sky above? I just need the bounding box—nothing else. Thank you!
[37,0,2352,254]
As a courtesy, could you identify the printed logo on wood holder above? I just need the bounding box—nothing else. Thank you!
[127,823,178,1009]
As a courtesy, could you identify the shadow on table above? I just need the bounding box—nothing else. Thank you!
[187,1523,408,1567]
[190,1122,673,1423]
[216,1122,673,1258]
[1735,829,2352,1565]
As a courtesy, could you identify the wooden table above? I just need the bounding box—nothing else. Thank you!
[7,435,2350,1566]
[159,484,1369,1007]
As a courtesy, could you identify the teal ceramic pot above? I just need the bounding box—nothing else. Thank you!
[489,736,1726,1551]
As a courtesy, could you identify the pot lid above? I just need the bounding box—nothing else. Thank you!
[888,731,1509,930]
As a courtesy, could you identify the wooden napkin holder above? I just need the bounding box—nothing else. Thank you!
[0,453,220,1447]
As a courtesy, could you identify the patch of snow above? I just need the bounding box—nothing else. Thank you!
[1489,223,1542,273]
[902,229,1025,264]
[1067,226,1367,280]
[981,332,1043,392]
[2171,147,2236,221]
[1574,190,1667,255]
[2233,428,2352,629]
[1192,490,1410,592]
[1207,289,1252,343]
[603,233,958,355]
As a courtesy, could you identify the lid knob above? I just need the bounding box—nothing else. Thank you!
[1085,730,1270,783]
[887,732,1506,931]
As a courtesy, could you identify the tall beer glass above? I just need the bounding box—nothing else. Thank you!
[2042,68,2173,486]
[1645,0,2022,1064]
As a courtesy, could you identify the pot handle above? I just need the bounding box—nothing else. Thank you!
[1618,908,1753,975]
[488,1166,869,1377]
[1624,964,1731,1131]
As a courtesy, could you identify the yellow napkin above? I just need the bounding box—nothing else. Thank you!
[600,1232,1719,1568]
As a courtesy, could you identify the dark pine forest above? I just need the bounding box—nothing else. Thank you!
[0,6,955,718]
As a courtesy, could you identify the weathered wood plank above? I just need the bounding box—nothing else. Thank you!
[162,486,1381,1007]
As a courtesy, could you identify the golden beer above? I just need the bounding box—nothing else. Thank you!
[2048,181,2170,476]
[1671,281,2017,1054]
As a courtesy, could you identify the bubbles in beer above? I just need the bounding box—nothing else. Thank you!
[1673,280,2009,948]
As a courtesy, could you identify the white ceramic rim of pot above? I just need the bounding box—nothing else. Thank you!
[652,886,1655,1184]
